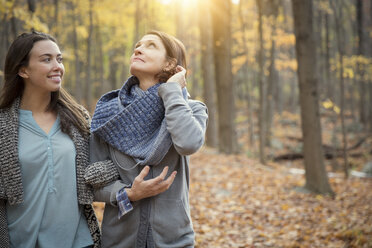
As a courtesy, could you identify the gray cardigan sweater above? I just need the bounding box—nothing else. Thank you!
[0,98,101,248]
[88,82,208,248]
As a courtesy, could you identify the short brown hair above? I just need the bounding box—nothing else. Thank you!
[147,30,187,82]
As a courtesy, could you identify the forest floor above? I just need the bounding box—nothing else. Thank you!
[93,109,372,247]
[188,147,372,248]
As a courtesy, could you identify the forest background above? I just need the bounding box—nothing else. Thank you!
[1,0,372,247]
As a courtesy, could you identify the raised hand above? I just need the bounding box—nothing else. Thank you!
[166,65,187,88]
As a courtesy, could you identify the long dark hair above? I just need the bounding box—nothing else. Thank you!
[147,30,187,82]
[0,31,90,136]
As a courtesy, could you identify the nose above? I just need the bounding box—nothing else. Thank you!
[134,46,143,55]
[52,59,63,71]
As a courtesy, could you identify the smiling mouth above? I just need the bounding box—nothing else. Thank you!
[48,75,62,82]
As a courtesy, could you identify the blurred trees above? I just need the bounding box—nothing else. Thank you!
[0,0,372,193]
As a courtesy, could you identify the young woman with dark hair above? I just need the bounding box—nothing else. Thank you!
[0,31,99,248]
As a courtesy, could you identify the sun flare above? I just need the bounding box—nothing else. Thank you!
[158,0,198,7]
[159,0,172,4]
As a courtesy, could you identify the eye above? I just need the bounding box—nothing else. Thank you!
[149,42,156,47]
[57,57,63,63]
[43,57,51,62]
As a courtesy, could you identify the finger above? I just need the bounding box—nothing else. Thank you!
[137,166,150,181]
[176,66,186,74]
[164,171,177,186]
[158,166,169,181]
[155,171,177,192]
[145,166,169,185]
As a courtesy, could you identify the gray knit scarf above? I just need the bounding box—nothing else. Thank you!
[91,76,187,166]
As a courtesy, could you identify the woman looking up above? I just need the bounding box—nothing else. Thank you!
[87,30,208,248]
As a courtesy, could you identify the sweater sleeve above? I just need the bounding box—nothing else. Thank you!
[158,82,208,156]
[0,200,10,247]
[88,134,130,205]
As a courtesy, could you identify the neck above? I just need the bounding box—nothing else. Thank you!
[20,88,52,113]
[136,76,158,91]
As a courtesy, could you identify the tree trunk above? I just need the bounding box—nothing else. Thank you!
[275,71,283,114]
[324,13,333,101]
[53,0,59,38]
[199,0,218,148]
[356,0,368,125]
[189,56,199,98]
[86,0,94,111]
[369,0,372,132]
[265,19,277,147]
[292,0,334,195]
[256,0,266,163]
[211,0,237,154]
[148,0,156,30]
[0,14,10,87]
[314,1,324,99]
[95,18,105,98]
[239,0,254,148]
[70,1,82,102]
[330,0,349,178]
[133,0,141,46]
[369,81,372,132]
[108,55,119,91]
[10,15,18,40]
[175,0,185,42]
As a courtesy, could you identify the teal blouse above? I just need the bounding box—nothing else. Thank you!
[6,110,93,248]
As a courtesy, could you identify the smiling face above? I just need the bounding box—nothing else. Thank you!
[130,34,170,81]
[18,39,64,94]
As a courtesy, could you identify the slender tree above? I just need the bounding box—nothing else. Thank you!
[256,0,266,163]
[133,0,141,46]
[95,17,105,98]
[53,0,59,38]
[330,0,349,178]
[265,0,279,147]
[238,0,254,148]
[324,12,333,101]
[70,0,82,102]
[86,0,94,110]
[292,0,334,195]
[199,0,218,148]
[356,0,368,125]
[211,0,237,153]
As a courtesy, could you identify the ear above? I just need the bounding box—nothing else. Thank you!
[163,58,177,71]
[18,67,29,79]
